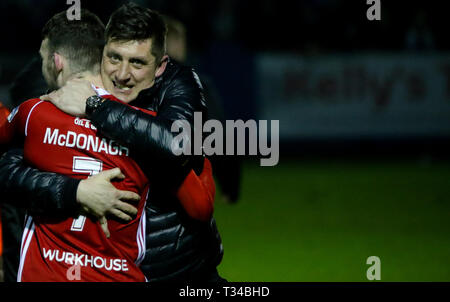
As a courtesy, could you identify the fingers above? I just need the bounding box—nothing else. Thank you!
[100,168,125,181]
[69,77,86,82]
[114,199,139,216]
[99,216,110,238]
[109,208,134,222]
[41,90,63,102]
[105,199,138,222]
[40,91,56,101]
[40,94,51,101]
[117,190,141,202]
[108,191,139,221]
[68,78,90,84]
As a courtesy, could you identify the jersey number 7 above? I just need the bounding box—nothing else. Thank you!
[70,156,103,232]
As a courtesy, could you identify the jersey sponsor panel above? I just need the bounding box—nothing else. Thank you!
[42,248,130,272]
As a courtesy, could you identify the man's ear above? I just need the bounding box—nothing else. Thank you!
[53,53,64,72]
[155,55,169,77]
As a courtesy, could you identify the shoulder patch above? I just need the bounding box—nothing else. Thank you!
[7,106,19,123]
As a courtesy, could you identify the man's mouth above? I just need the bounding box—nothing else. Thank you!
[112,80,134,93]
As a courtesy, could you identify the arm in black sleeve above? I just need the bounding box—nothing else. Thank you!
[89,67,206,182]
[0,149,81,216]
[89,101,189,168]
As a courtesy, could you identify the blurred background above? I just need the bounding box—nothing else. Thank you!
[1,0,450,281]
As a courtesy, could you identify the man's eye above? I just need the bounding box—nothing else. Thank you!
[110,56,120,63]
[131,61,144,68]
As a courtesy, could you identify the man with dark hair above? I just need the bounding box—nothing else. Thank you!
[106,3,167,64]
[95,3,168,104]
[40,9,106,88]
[0,2,224,282]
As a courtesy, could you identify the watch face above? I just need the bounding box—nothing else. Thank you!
[86,95,101,115]
[88,96,100,106]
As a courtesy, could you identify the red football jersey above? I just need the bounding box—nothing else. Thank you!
[7,92,152,282]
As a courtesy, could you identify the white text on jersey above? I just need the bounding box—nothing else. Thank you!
[42,248,129,272]
[43,127,129,156]
[74,117,97,130]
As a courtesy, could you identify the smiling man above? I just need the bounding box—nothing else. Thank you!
[103,40,158,101]
[102,39,166,104]
[100,5,167,103]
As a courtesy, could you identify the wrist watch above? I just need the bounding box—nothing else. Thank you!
[85,95,105,116]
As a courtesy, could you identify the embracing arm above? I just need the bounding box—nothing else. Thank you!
[0,149,213,221]
[0,149,139,221]
[0,146,213,221]
[0,149,80,216]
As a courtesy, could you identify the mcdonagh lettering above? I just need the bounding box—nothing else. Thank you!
[43,127,129,156]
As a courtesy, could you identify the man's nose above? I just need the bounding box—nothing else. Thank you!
[116,62,131,82]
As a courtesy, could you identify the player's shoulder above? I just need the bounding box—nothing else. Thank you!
[19,98,46,110]
[7,98,44,122]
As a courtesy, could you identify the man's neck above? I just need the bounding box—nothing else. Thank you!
[67,71,104,90]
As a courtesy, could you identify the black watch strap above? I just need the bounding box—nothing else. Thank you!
[85,95,105,116]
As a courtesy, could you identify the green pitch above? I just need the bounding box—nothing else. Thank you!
[214,158,450,281]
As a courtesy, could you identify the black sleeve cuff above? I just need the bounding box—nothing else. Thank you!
[61,177,82,213]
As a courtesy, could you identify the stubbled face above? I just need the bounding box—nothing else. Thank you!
[39,38,59,90]
[101,39,158,103]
